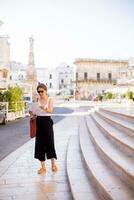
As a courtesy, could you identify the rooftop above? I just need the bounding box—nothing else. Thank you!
[74,58,128,64]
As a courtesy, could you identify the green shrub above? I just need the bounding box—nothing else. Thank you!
[1,86,24,112]
[105,92,113,99]
[124,90,134,100]
[97,93,103,101]
[103,92,117,100]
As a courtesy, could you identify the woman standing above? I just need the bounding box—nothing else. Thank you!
[29,83,57,174]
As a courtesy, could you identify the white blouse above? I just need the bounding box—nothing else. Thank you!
[29,97,52,116]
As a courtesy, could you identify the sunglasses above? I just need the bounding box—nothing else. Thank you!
[37,90,44,94]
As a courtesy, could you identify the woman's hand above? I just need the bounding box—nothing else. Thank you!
[39,98,53,113]
[40,106,47,112]
[29,110,33,116]
[29,111,36,118]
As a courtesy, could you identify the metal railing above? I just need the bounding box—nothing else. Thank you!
[0,101,28,121]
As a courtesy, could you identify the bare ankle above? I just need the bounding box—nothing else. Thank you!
[41,161,46,169]
[51,159,56,165]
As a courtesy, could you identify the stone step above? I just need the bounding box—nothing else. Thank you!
[96,110,134,137]
[86,115,134,190]
[91,112,134,157]
[80,116,134,200]
[80,115,134,200]
[99,107,134,123]
[66,135,100,200]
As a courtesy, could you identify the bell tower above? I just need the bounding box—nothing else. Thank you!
[26,36,37,101]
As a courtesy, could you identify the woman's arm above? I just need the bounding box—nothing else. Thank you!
[29,103,36,117]
[47,97,53,113]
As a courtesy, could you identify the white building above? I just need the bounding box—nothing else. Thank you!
[0,36,10,89]
[9,61,27,82]
[37,64,74,95]
[118,58,134,83]
[36,67,49,86]
[117,57,134,93]
[48,64,74,94]
[9,60,75,97]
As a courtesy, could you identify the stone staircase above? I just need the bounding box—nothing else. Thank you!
[67,107,134,200]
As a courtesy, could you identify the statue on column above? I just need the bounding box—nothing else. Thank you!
[26,36,37,101]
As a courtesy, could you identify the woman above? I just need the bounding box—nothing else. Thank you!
[29,83,57,174]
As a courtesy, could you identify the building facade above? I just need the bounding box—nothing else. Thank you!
[48,64,74,95]
[118,57,134,82]
[9,61,26,82]
[36,67,49,86]
[117,57,134,92]
[74,58,128,100]
[0,36,10,89]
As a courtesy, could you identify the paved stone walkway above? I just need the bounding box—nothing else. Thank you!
[0,103,133,200]
[0,115,79,200]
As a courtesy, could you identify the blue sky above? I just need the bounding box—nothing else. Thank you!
[0,0,134,68]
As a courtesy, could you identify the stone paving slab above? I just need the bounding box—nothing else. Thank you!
[0,116,79,200]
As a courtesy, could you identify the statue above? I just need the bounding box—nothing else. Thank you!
[28,36,35,65]
[29,36,34,52]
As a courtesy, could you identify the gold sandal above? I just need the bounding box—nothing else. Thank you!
[38,167,46,174]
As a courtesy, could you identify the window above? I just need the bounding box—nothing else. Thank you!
[76,72,78,80]
[108,73,112,80]
[84,72,88,80]
[97,73,100,80]
[3,69,8,78]
[49,83,52,88]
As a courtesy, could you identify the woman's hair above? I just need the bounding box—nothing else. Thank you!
[37,83,47,91]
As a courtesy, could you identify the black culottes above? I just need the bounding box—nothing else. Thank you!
[35,116,57,161]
